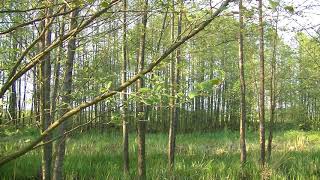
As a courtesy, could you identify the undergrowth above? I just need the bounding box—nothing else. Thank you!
[0,128,320,179]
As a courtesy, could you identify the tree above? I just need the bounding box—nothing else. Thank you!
[238,0,247,165]
[136,0,148,178]
[39,3,53,179]
[121,0,130,175]
[267,10,279,161]
[52,7,78,180]
[51,17,64,122]
[9,40,17,128]
[168,0,176,169]
[168,0,182,169]
[258,0,266,167]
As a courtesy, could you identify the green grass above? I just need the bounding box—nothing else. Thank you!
[1,128,320,179]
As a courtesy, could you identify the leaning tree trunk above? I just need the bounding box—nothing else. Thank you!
[52,8,78,180]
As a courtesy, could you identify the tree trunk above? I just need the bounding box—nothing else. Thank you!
[40,5,53,180]
[9,41,18,128]
[258,0,266,167]
[137,0,148,179]
[239,0,247,165]
[267,11,278,160]
[22,72,27,126]
[168,0,176,169]
[51,19,64,121]
[168,0,182,169]
[121,0,129,174]
[52,8,78,180]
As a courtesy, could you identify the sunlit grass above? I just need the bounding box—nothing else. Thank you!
[1,127,320,179]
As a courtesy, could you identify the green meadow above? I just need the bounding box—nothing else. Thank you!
[1,128,319,179]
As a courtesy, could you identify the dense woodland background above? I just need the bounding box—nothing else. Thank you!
[0,0,320,179]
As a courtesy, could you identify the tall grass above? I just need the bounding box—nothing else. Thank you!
[1,128,320,179]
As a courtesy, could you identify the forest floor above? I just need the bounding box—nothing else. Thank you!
[0,127,320,179]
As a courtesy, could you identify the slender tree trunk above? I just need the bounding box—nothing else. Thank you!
[121,0,130,175]
[9,41,18,128]
[215,86,221,129]
[51,19,64,121]
[9,82,17,127]
[239,0,247,165]
[22,73,27,126]
[18,78,22,126]
[32,67,38,125]
[267,12,278,160]
[136,0,148,178]
[168,0,176,169]
[40,5,53,179]
[168,0,182,169]
[258,0,266,168]
[52,8,78,180]
[0,71,3,124]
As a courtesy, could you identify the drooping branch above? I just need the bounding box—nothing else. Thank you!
[0,0,231,166]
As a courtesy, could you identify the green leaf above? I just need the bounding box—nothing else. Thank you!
[188,91,198,99]
[284,5,294,14]
[100,81,112,93]
[268,0,279,10]
[139,87,151,93]
[101,1,110,8]
[177,92,184,97]
[106,81,112,89]
[196,78,221,92]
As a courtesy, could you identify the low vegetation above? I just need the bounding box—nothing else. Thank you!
[1,127,319,179]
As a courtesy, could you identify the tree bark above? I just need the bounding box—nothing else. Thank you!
[267,11,278,161]
[52,8,78,180]
[168,0,176,169]
[258,0,266,167]
[121,0,130,175]
[51,19,64,121]
[40,5,53,180]
[168,0,182,169]
[9,40,18,128]
[239,0,247,165]
[136,0,148,179]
